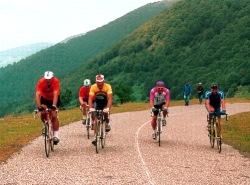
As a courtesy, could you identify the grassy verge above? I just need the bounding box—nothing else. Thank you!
[0,98,249,163]
[222,112,250,157]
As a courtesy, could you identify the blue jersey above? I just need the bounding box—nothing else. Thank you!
[205,90,225,108]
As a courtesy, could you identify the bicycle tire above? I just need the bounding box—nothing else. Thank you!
[216,123,222,153]
[50,123,54,152]
[44,122,50,157]
[101,123,106,148]
[95,120,101,153]
[86,117,90,139]
[157,120,161,147]
[209,123,215,148]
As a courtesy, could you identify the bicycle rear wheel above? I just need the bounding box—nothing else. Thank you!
[95,121,101,153]
[44,123,51,157]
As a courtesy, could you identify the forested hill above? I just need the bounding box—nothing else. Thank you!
[0,1,173,117]
[61,0,250,105]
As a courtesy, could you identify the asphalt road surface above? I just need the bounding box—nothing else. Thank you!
[0,103,249,185]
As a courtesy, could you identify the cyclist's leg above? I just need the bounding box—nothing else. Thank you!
[205,104,214,130]
[82,100,88,120]
[151,106,159,139]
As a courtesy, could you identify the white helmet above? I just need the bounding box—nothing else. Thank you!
[83,79,91,86]
[44,71,54,79]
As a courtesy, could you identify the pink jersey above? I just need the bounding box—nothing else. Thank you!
[150,87,170,106]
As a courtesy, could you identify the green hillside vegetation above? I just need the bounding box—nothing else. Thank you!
[0,1,172,117]
[61,0,250,106]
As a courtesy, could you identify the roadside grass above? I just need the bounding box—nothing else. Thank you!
[222,112,250,158]
[0,98,249,163]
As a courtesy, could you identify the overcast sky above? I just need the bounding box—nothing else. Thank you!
[0,0,161,52]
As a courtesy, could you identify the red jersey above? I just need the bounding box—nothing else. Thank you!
[36,77,60,100]
[79,85,91,100]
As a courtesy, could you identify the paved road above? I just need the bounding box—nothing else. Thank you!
[0,103,249,185]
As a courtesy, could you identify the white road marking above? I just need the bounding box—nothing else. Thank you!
[135,109,200,184]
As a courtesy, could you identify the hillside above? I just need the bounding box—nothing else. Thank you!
[61,0,250,105]
[0,43,53,68]
[0,1,172,117]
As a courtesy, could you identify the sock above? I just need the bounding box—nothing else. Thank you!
[54,131,59,138]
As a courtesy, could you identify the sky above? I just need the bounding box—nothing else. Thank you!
[0,0,161,52]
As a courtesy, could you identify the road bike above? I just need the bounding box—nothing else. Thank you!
[80,105,93,139]
[92,110,109,153]
[34,108,58,157]
[207,111,228,153]
[151,108,168,147]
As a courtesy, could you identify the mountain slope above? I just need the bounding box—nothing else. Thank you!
[0,43,53,68]
[0,1,173,117]
[61,0,250,104]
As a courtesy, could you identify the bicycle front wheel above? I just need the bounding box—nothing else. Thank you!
[101,124,106,148]
[209,125,215,148]
[50,124,54,152]
[86,117,90,139]
[44,123,51,157]
[95,121,101,153]
[157,121,161,147]
[217,137,222,153]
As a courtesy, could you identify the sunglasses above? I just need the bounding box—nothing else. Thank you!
[157,87,164,90]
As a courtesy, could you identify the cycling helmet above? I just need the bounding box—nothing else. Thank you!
[96,74,104,82]
[44,71,54,79]
[156,81,165,86]
[211,83,218,89]
[83,79,91,86]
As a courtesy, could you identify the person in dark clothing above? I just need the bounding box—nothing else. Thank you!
[183,81,192,106]
[197,82,204,104]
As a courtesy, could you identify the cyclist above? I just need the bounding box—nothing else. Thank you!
[35,71,60,145]
[150,81,170,139]
[78,79,94,126]
[88,74,113,146]
[205,83,226,137]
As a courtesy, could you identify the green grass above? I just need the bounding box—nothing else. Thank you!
[0,98,249,163]
[222,112,250,157]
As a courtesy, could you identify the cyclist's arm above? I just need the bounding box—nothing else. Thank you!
[107,93,113,109]
[88,94,94,108]
[35,91,42,107]
[52,90,59,106]
[205,99,214,112]
[221,99,226,111]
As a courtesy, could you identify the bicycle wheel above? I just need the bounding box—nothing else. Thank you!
[86,117,90,139]
[157,120,161,147]
[209,124,215,148]
[50,123,54,152]
[44,122,51,157]
[101,123,106,148]
[217,137,222,153]
[95,120,101,153]
[216,124,222,153]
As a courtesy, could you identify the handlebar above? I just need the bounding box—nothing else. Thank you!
[209,111,228,121]
[33,108,59,118]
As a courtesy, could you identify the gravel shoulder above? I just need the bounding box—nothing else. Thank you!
[0,103,249,185]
